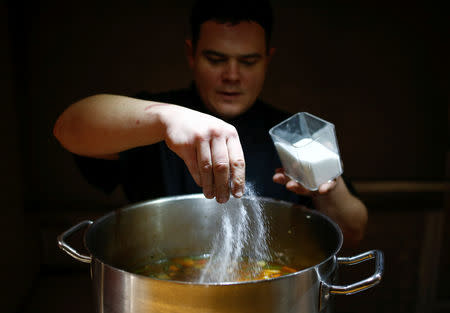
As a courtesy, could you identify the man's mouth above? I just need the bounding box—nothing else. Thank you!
[218,91,242,97]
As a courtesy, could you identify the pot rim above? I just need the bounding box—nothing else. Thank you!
[84,193,343,286]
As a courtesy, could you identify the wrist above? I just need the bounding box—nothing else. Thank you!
[146,102,173,142]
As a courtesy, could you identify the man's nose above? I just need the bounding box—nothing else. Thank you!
[222,60,240,82]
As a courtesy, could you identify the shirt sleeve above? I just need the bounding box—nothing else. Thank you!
[341,174,359,197]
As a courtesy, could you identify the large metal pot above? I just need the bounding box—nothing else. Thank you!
[58,194,383,313]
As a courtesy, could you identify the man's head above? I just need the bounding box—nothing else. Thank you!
[189,0,273,51]
[186,0,275,119]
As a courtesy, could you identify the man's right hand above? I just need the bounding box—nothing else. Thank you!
[156,104,246,203]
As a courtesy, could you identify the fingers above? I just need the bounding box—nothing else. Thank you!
[273,168,310,194]
[227,136,245,198]
[286,180,311,195]
[197,140,214,199]
[317,179,337,194]
[183,149,201,187]
[186,138,230,202]
[196,133,245,203]
[273,167,338,196]
[273,168,289,185]
[211,137,230,203]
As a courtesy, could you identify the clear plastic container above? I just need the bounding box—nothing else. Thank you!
[269,112,343,191]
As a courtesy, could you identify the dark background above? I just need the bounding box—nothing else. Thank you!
[1,1,448,313]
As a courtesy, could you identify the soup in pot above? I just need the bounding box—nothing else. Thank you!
[133,254,299,282]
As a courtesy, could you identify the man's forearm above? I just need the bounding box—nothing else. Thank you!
[53,94,167,158]
[312,176,368,247]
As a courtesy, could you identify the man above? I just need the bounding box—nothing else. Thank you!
[53,0,367,246]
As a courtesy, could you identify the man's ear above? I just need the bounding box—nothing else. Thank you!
[185,39,195,69]
[266,47,276,64]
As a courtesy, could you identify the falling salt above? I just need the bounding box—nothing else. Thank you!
[199,183,271,283]
[275,138,342,190]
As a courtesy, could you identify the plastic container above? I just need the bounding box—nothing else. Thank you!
[269,112,343,191]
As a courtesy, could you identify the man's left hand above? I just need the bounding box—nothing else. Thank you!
[272,168,337,196]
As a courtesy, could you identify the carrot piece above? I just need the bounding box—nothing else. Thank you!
[195,259,208,265]
[282,266,297,273]
[179,258,194,266]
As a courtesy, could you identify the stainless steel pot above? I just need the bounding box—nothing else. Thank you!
[58,194,383,313]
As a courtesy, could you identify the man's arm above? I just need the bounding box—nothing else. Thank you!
[53,94,165,159]
[310,177,368,247]
[273,171,368,247]
[53,94,245,203]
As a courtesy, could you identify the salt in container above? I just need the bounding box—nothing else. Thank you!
[269,112,343,191]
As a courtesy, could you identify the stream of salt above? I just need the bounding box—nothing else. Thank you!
[199,183,271,283]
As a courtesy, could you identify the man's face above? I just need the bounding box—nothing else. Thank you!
[186,21,275,119]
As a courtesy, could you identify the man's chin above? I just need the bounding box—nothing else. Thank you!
[214,103,251,119]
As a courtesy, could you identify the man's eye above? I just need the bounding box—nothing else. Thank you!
[207,57,225,64]
[240,58,258,66]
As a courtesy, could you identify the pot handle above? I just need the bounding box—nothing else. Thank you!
[57,220,93,263]
[319,250,383,311]
[325,250,384,295]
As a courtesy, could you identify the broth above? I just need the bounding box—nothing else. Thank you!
[133,254,299,282]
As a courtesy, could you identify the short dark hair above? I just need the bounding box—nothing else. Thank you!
[189,0,273,50]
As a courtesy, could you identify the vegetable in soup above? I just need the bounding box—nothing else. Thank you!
[133,254,298,282]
